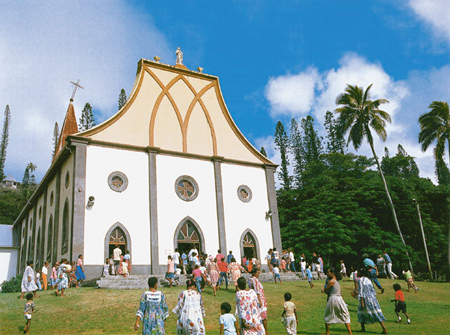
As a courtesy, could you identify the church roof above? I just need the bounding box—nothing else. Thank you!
[53,100,78,163]
[76,59,275,166]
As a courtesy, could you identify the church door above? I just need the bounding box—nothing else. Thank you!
[242,232,258,259]
[108,227,127,257]
[176,220,202,255]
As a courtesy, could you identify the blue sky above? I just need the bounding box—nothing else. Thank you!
[0,0,449,183]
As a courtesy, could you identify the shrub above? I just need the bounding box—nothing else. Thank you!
[1,275,22,293]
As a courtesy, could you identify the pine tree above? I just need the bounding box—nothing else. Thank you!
[78,103,96,131]
[290,118,304,188]
[22,166,30,187]
[301,115,323,165]
[52,122,59,160]
[324,111,345,154]
[118,89,127,110]
[274,121,291,190]
[260,147,267,157]
[0,105,11,182]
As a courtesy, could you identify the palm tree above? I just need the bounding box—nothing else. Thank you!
[419,101,450,281]
[335,84,413,271]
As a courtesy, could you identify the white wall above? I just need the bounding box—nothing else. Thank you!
[156,155,219,264]
[0,249,18,284]
[221,164,272,262]
[84,146,151,265]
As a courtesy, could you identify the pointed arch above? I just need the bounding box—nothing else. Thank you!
[173,216,206,254]
[104,222,132,261]
[239,228,260,261]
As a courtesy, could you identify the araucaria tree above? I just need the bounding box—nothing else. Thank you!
[0,105,11,182]
[335,84,413,271]
[52,122,59,160]
[275,121,291,190]
[418,100,450,280]
[78,103,96,131]
[118,89,127,110]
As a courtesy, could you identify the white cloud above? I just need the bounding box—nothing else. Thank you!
[263,52,447,182]
[0,1,171,181]
[408,0,450,44]
[265,67,320,118]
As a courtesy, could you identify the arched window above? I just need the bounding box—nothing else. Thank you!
[36,227,41,270]
[240,229,260,260]
[61,199,69,254]
[174,217,205,255]
[104,223,131,261]
[47,215,53,262]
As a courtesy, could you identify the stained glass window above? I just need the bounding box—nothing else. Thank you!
[237,185,252,203]
[110,227,126,244]
[108,171,128,192]
[175,176,199,201]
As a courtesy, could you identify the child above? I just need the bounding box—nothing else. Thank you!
[306,265,314,288]
[23,292,35,334]
[281,292,298,335]
[122,259,129,277]
[274,265,283,284]
[103,258,109,277]
[340,260,347,278]
[35,271,42,291]
[219,302,238,335]
[392,283,411,324]
[403,270,418,293]
[192,264,203,293]
[165,255,174,287]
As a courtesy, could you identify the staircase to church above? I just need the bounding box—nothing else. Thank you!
[96,271,319,290]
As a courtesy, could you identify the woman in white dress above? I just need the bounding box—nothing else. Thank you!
[322,267,352,335]
[173,279,205,334]
[20,260,39,299]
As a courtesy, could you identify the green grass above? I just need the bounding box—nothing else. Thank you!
[1,278,449,334]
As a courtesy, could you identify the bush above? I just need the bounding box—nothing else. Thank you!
[1,275,22,293]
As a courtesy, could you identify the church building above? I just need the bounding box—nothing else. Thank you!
[13,54,282,279]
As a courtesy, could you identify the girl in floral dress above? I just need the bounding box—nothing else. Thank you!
[247,268,268,334]
[235,277,265,335]
[207,258,220,296]
[357,268,388,334]
[173,279,206,335]
[228,258,244,291]
[134,277,169,335]
[55,259,69,297]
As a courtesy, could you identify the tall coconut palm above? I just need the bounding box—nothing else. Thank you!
[419,101,450,281]
[335,84,413,271]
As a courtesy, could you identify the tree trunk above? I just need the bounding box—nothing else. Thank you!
[369,139,414,273]
[447,145,450,281]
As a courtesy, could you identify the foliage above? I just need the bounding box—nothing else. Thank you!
[52,122,59,160]
[274,121,291,190]
[0,275,22,293]
[381,145,419,179]
[0,188,27,225]
[324,110,345,154]
[118,88,127,111]
[78,102,96,131]
[290,119,303,188]
[0,105,11,182]
[260,146,267,157]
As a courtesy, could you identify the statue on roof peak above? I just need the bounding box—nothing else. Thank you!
[175,47,183,65]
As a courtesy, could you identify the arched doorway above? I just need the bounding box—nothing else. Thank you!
[104,223,132,261]
[240,229,260,260]
[174,217,204,255]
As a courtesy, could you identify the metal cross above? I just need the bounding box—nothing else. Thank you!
[70,79,84,100]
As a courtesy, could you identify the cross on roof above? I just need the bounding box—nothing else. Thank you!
[70,79,84,101]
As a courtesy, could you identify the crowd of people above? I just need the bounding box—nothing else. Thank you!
[18,246,417,335]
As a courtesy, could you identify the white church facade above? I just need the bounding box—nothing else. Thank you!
[13,56,281,279]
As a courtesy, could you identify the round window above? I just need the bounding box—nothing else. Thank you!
[237,185,252,203]
[108,171,128,192]
[175,175,199,201]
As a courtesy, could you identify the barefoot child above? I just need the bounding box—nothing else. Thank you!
[23,293,35,334]
[219,302,238,335]
[403,270,418,293]
[281,292,298,335]
[306,265,314,288]
[392,283,411,324]
[274,265,283,284]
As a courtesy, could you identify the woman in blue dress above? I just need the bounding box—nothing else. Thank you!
[134,277,169,334]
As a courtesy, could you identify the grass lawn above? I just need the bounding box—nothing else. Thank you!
[1,278,449,334]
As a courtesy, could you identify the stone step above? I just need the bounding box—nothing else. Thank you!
[96,272,323,289]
